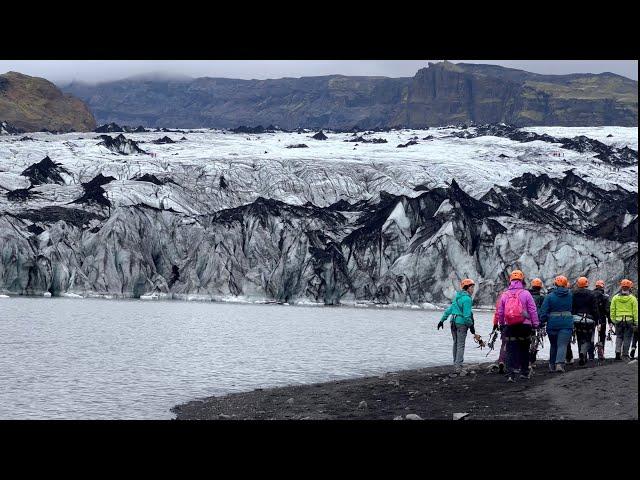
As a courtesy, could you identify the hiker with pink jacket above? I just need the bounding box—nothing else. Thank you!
[495,270,540,382]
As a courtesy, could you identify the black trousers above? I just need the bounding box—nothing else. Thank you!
[504,324,532,375]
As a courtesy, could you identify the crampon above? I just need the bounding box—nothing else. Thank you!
[606,326,614,343]
[485,329,499,357]
[473,334,486,350]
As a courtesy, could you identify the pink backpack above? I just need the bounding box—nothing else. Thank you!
[504,290,526,325]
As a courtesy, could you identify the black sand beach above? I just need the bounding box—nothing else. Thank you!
[172,359,638,420]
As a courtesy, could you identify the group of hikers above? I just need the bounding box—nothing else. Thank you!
[437,272,638,381]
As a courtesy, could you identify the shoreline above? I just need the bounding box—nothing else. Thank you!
[171,359,638,420]
[2,292,493,311]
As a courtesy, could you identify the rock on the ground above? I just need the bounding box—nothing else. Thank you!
[397,140,418,148]
[98,133,146,155]
[405,414,423,420]
[312,130,328,140]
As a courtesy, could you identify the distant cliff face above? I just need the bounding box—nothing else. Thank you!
[0,72,96,132]
[398,62,638,127]
[61,62,638,129]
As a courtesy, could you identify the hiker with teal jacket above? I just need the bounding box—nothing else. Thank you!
[437,278,482,372]
[539,275,574,373]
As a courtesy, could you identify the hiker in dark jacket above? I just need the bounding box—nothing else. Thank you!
[592,280,612,360]
[527,278,546,366]
[572,277,601,366]
[528,278,546,310]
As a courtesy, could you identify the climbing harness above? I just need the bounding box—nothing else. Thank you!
[573,313,596,330]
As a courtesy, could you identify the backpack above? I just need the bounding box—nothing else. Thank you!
[504,290,527,325]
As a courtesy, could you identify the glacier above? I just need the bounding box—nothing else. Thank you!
[0,125,637,306]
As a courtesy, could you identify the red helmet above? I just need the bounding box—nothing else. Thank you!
[510,270,524,281]
[620,279,634,289]
[531,278,543,288]
[460,278,475,289]
[595,280,605,289]
[554,275,569,288]
[576,277,589,288]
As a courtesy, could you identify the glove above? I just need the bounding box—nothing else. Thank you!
[437,320,444,330]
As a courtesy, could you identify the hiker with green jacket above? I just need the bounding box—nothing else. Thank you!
[437,278,482,372]
[610,279,638,360]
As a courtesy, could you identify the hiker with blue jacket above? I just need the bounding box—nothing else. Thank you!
[495,270,540,382]
[539,275,574,373]
[437,279,482,372]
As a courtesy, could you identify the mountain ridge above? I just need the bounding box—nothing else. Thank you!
[61,62,638,128]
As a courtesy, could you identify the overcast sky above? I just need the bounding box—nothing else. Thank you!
[0,60,637,84]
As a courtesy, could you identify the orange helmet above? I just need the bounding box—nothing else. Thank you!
[531,278,543,288]
[554,275,569,288]
[595,280,605,289]
[460,278,475,289]
[576,277,589,288]
[510,270,525,281]
[620,279,634,289]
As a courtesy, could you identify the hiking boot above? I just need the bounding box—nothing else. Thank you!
[555,364,565,373]
[548,363,555,373]
[622,354,630,361]
[578,353,585,366]
[566,358,574,364]
[631,349,636,360]
[507,376,514,383]
[519,373,530,380]
[498,362,505,374]
[615,352,622,361]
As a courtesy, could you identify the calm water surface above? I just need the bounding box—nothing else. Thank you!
[0,298,559,419]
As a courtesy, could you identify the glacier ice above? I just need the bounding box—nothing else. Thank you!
[0,126,637,306]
